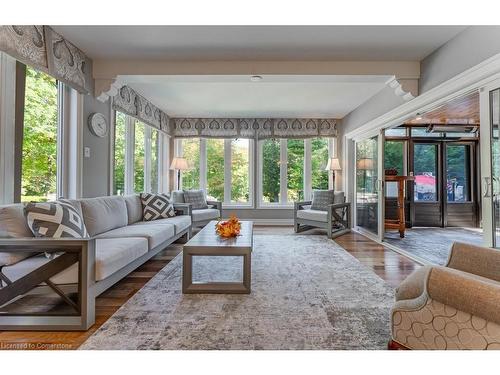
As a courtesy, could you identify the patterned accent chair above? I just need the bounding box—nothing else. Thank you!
[170,190,222,228]
[294,191,351,238]
[390,242,500,350]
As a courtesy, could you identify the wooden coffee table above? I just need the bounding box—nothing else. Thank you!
[182,220,253,294]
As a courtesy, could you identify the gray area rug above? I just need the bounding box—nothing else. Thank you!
[384,227,483,265]
[81,235,395,350]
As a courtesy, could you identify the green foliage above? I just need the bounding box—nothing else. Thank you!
[262,139,281,202]
[182,139,201,190]
[207,139,225,200]
[134,122,145,192]
[113,112,126,195]
[384,141,404,175]
[21,67,58,201]
[311,138,329,190]
[287,139,304,201]
[231,140,250,203]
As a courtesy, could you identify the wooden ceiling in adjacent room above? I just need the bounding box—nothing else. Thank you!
[405,91,479,126]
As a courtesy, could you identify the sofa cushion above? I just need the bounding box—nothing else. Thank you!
[2,237,148,283]
[311,190,335,211]
[25,201,89,238]
[296,209,328,222]
[124,194,143,224]
[183,189,208,209]
[0,204,33,238]
[132,215,191,235]
[140,193,175,221]
[80,196,128,236]
[94,238,148,281]
[170,190,185,203]
[0,204,35,266]
[96,224,174,249]
[192,208,220,223]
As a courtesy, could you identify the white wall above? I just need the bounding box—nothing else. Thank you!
[420,26,500,93]
[336,85,407,187]
[82,94,112,198]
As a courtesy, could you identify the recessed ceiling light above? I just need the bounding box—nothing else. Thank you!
[415,116,423,120]
[250,75,263,82]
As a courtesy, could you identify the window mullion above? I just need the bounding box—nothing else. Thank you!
[280,138,287,204]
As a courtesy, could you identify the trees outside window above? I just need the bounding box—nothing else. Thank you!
[150,129,159,193]
[21,66,58,202]
[207,139,225,201]
[231,139,250,203]
[181,138,200,190]
[262,139,281,203]
[134,122,145,192]
[113,112,126,195]
[287,139,304,202]
[311,138,329,190]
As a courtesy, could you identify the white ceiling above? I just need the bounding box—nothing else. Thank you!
[123,75,392,118]
[51,26,467,61]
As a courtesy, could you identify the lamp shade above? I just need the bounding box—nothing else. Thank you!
[169,157,190,170]
[357,158,374,170]
[325,157,341,171]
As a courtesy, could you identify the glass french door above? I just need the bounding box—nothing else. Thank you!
[480,81,500,248]
[355,133,384,239]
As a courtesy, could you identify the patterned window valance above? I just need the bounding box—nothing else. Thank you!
[113,85,170,134]
[0,25,93,94]
[172,117,337,139]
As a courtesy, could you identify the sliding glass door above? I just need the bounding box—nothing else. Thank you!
[355,133,384,239]
[480,80,500,248]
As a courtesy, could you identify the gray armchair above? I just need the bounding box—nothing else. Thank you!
[294,191,351,238]
[170,190,222,228]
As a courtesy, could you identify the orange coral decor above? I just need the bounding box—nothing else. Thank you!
[215,215,242,238]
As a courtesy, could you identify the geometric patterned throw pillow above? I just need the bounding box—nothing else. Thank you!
[183,189,208,210]
[24,201,89,238]
[311,190,335,211]
[140,193,175,221]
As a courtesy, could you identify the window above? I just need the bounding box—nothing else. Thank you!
[311,138,329,190]
[113,112,126,195]
[231,139,251,203]
[287,139,304,202]
[207,139,225,201]
[150,129,159,194]
[181,138,200,190]
[177,138,252,205]
[384,140,406,197]
[259,137,333,206]
[261,139,281,203]
[21,66,58,202]
[414,143,438,201]
[112,114,166,195]
[134,122,145,192]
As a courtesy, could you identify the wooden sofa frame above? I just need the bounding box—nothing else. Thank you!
[0,205,191,331]
[294,199,352,238]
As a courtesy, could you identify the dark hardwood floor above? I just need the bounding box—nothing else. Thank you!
[0,226,420,350]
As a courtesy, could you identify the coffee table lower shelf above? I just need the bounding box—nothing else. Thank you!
[182,251,252,294]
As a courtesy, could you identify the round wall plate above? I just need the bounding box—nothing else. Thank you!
[88,112,108,138]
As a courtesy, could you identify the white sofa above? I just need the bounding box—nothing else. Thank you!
[0,194,191,331]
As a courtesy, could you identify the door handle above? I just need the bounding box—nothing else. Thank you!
[483,177,492,198]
